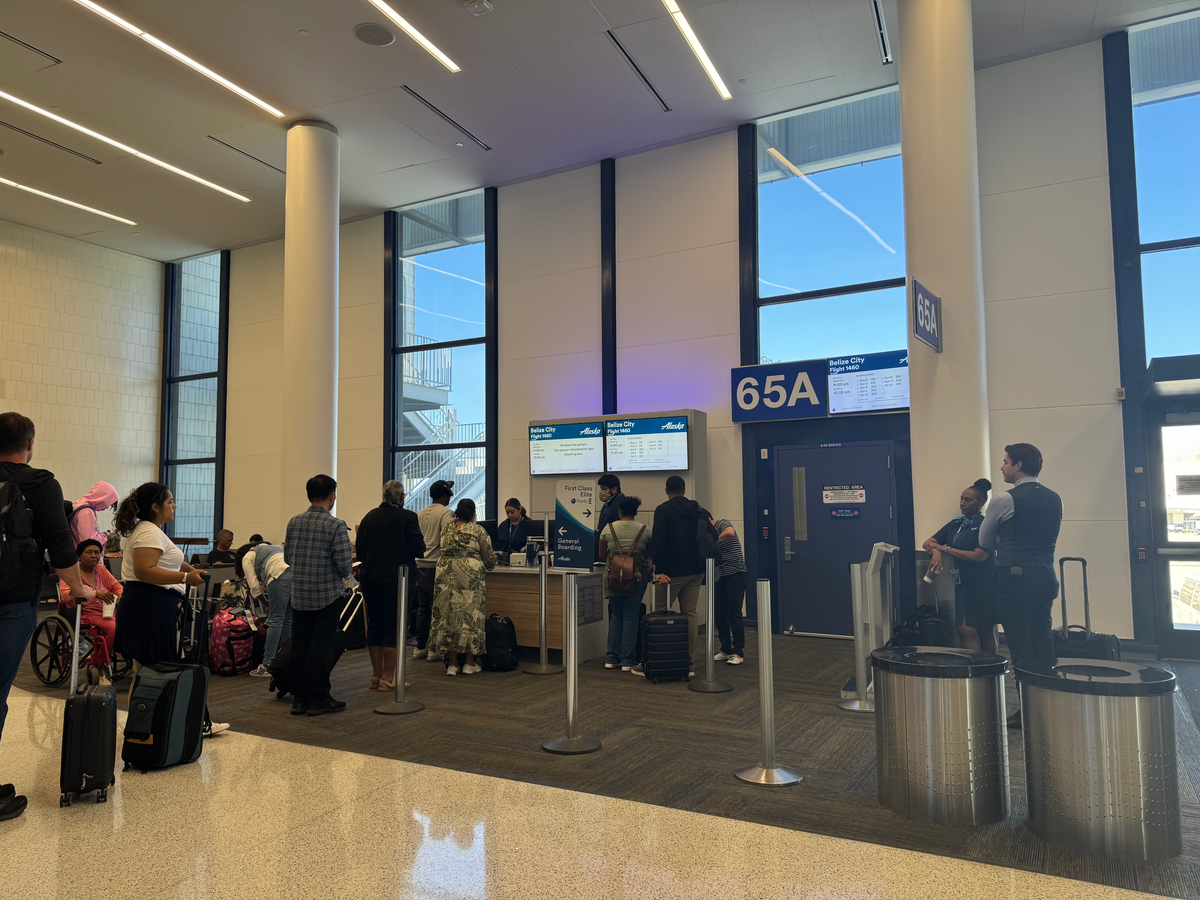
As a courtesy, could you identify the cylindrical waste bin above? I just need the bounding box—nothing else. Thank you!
[1017,658,1181,860]
[872,647,1010,824]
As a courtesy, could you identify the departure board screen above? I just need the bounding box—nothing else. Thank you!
[605,417,689,472]
[827,351,909,415]
[529,423,604,475]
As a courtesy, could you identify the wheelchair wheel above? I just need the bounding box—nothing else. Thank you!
[29,615,75,687]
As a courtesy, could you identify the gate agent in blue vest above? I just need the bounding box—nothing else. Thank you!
[979,442,1063,730]
[923,478,998,653]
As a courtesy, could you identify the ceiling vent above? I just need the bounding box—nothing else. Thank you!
[355,23,396,46]
[606,31,670,112]
[401,85,491,150]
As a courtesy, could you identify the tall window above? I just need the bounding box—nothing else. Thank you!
[161,252,227,542]
[389,192,488,510]
[1131,14,1200,361]
[756,88,907,364]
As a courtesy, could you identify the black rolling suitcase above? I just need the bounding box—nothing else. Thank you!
[122,662,210,772]
[1053,556,1120,661]
[639,582,690,683]
[60,602,117,806]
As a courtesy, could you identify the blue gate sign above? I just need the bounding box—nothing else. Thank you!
[731,358,828,422]
[913,279,941,353]
[554,480,596,570]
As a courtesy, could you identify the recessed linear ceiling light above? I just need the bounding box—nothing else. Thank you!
[364,0,461,72]
[0,175,135,225]
[0,88,249,202]
[660,0,731,100]
[67,0,285,117]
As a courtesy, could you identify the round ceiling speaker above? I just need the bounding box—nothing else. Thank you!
[355,23,395,46]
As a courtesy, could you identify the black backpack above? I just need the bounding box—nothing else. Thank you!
[482,614,519,671]
[889,604,952,647]
[696,513,722,578]
[0,472,40,594]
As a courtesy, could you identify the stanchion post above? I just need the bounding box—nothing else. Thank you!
[375,566,424,715]
[542,572,600,754]
[735,579,801,785]
[525,515,562,675]
[838,562,874,712]
[689,556,732,693]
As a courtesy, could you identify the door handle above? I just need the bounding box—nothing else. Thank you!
[784,536,793,562]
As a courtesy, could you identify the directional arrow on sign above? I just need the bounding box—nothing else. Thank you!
[558,527,567,536]
[583,508,592,518]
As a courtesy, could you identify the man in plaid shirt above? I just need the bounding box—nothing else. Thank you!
[284,474,353,716]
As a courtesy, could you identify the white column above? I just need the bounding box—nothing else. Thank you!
[281,120,340,519]
[897,0,990,544]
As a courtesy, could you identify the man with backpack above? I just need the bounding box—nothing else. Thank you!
[648,475,714,677]
[601,495,651,673]
[0,412,92,821]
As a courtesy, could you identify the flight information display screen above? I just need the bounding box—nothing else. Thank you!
[827,350,909,415]
[605,417,689,472]
[528,422,604,475]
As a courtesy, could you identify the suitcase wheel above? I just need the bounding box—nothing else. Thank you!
[650,676,658,684]
[97,789,107,804]
[122,762,132,772]
[60,794,71,808]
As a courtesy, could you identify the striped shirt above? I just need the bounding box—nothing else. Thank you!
[284,506,353,611]
[713,518,746,577]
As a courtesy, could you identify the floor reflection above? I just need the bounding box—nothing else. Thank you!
[412,812,486,899]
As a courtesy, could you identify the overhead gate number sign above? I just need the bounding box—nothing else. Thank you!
[731,359,828,422]
[913,279,942,353]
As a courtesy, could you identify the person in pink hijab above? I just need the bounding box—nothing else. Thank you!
[70,481,120,549]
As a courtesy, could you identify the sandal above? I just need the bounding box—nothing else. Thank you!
[378,677,395,692]
[369,677,381,691]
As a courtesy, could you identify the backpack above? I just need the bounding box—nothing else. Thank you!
[605,523,646,594]
[0,472,40,593]
[888,604,952,648]
[696,514,722,580]
[208,607,262,675]
[481,615,519,671]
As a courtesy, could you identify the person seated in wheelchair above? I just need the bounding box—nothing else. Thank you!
[57,539,122,685]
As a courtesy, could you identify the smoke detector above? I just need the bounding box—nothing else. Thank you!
[464,0,493,15]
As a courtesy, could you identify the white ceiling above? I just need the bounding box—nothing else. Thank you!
[0,0,1196,262]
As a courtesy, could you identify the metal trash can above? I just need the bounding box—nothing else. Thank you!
[1017,658,1181,860]
[872,647,1010,824]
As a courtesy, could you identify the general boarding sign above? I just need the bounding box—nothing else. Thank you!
[554,480,596,570]
[731,359,827,422]
[912,279,942,353]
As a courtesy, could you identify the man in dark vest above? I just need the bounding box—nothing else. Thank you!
[979,442,1063,729]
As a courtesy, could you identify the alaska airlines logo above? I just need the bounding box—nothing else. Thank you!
[661,421,686,431]
[580,427,601,435]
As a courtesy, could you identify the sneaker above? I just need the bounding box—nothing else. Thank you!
[249,664,271,678]
[307,697,347,716]
[203,722,230,737]
[446,665,460,676]
[727,654,744,666]
[688,671,695,678]
[630,665,645,677]
[604,663,619,670]
[0,795,28,822]
[290,700,310,716]
[412,649,428,660]
[621,666,633,672]
[462,663,483,674]
[427,652,445,662]
[714,652,731,661]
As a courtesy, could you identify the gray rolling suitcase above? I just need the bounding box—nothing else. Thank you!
[1052,556,1120,661]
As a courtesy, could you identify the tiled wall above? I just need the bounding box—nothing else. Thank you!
[0,217,163,521]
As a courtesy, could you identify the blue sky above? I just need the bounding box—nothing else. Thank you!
[1134,92,1200,361]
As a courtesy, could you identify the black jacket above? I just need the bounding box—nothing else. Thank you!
[495,517,528,554]
[355,503,426,583]
[0,462,77,606]
[649,496,704,578]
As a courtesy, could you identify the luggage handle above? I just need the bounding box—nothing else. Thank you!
[1057,556,1090,637]
[342,594,364,632]
[69,597,83,694]
[649,578,670,613]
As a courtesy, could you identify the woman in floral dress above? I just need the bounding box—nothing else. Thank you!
[429,498,497,676]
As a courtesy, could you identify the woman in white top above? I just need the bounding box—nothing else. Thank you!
[114,483,206,668]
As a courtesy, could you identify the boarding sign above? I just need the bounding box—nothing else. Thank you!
[554,480,596,570]
[731,359,828,422]
[912,279,942,353]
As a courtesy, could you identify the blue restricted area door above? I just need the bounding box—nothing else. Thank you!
[774,442,896,637]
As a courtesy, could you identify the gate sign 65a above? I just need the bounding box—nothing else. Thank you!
[731,359,828,422]
[913,279,942,353]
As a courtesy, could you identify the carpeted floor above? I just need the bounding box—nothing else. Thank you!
[14,625,1200,899]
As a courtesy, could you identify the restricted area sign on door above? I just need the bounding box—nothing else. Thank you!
[774,442,896,637]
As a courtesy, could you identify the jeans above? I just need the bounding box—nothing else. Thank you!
[995,566,1058,671]
[415,567,435,650]
[606,594,641,667]
[714,571,746,656]
[0,601,38,749]
[666,573,706,672]
[262,570,294,667]
[288,599,341,706]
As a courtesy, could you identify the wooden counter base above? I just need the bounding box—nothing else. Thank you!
[483,568,603,652]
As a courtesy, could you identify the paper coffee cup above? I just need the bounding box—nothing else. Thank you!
[102,602,115,619]
[923,573,935,584]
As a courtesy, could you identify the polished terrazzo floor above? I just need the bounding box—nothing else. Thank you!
[0,686,1177,900]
